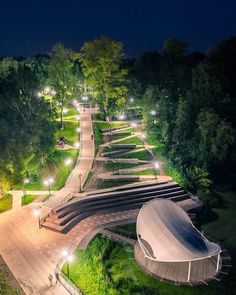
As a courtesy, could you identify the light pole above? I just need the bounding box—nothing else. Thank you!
[65,158,73,174]
[78,173,82,192]
[43,177,54,196]
[111,159,116,175]
[153,161,159,182]
[62,250,74,277]
[141,134,146,147]
[74,142,80,158]
[33,206,41,229]
[23,177,30,196]
[119,114,125,126]
[131,122,137,134]
[129,98,134,119]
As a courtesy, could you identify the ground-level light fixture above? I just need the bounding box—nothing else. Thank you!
[65,158,73,174]
[150,110,156,116]
[43,177,54,196]
[61,249,74,276]
[74,142,80,157]
[76,127,81,133]
[130,98,134,103]
[23,177,30,196]
[76,115,81,121]
[141,134,146,147]
[33,206,41,229]
[82,95,89,101]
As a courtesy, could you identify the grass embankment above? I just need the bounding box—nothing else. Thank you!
[25,106,79,191]
[83,171,94,188]
[0,261,21,295]
[118,149,150,161]
[117,136,143,145]
[97,180,136,189]
[64,188,236,295]
[104,162,141,171]
[93,121,124,151]
[21,194,37,206]
[131,169,158,176]
[0,194,13,213]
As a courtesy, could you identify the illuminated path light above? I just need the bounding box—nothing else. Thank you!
[43,177,54,196]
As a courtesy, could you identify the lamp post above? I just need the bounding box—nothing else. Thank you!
[78,173,82,192]
[111,159,116,175]
[131,122,137,134]
[129,98,134,119]
[141,134,146,147]
[33,206,41,229]
[65,158,73,174]
[74,142,80,158]
[43,177,54,196]
[23,177,30,196]
[62,250,74,277]
[119,114,125,126]
[149,110,156,116]
[153,161,159,182]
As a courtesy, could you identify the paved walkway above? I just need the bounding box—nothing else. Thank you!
[9,190,56,211]
[0,203,139,294]
[45,106,95,209]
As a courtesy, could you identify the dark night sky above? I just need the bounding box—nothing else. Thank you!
[0,0,236,57]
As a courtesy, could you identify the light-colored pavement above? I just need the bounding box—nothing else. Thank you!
[9,190,56,211]
[0,202,139,294]
[45,106,95,208]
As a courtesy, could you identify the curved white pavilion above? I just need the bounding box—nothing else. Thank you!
[135,199,222,285]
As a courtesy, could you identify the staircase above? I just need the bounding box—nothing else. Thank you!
[42,181,202,234]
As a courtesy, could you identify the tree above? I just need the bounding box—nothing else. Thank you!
[78,36,128,120]
[0,58,55,189]
[195,108,234,168]
[48,44,75,129]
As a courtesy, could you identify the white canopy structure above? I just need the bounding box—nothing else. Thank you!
[135,199,222,285]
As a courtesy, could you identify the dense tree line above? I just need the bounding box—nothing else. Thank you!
[1,35,235,205]
[125,37,236,205]
[0,58,55,192]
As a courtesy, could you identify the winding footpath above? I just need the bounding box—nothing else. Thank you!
[0,105,116,295]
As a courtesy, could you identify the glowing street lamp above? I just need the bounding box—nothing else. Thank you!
[76,127,81,133]
[150,110,156,116]
[130,98,134,103]
[141,134,146,147]
[131,122,137,134]
[43,177,54,196]
[62,249,74,277]
[153,161,159,182]
[33,206,41,229]
[82,95,88,101]
[74,142,80,157]
[119,114,125,126]
[65,158,72,174]
[23,177,30,196]
[63,108,68,114]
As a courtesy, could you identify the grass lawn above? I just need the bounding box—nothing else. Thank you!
[63,234,219,295]
[97,180,136,189]
[119,149,151,161]
[131,168,157,175]
[117,136,143,145]
[55,121,80,145]
[104,162,142,171]
[0,194,13,213]
[0,265,21,295]
[26,149,77,190]
[21,194,37,206]
[83,171,94,188]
